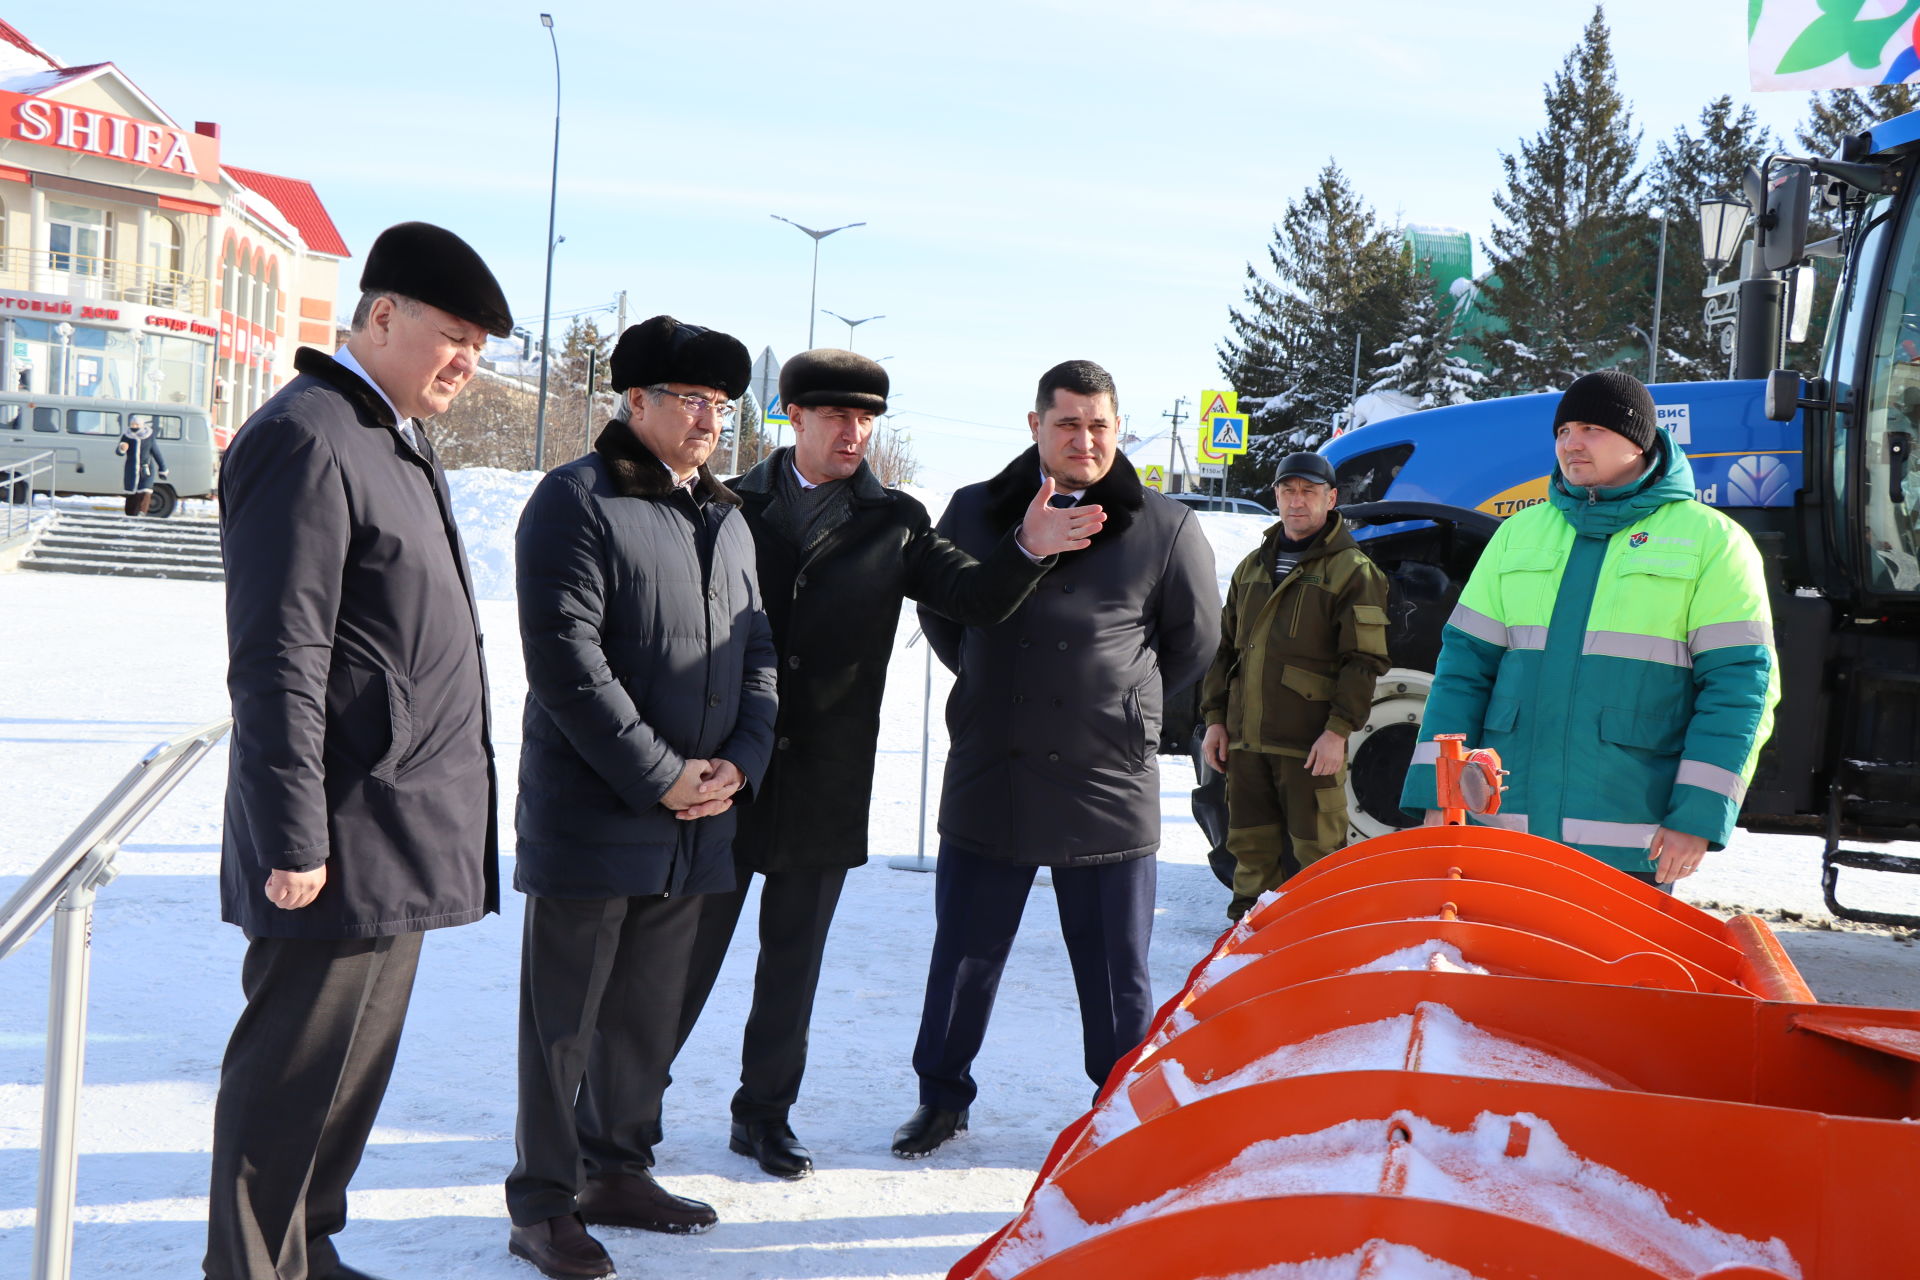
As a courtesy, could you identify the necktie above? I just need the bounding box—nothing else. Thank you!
[1049,494,1078,509]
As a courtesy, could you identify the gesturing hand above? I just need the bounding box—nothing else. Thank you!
[265,865,327,911]
[1019,476,1107,557]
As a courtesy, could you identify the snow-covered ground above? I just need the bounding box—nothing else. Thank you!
[1,473,1916,1279]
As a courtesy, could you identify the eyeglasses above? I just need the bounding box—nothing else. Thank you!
[647,386,738,423]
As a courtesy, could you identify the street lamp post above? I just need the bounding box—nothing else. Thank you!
[534,12,561,472]
[821,310,883,351]
[771,215,865,348]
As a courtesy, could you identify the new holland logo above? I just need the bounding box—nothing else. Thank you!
[1629,531,1649,547]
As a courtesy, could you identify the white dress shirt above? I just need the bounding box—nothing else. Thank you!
[333,345,418,451]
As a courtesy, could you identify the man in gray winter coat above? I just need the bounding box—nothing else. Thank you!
[208,222,510,1280]
[504,315,778,1280]
[893,359,1220,1157]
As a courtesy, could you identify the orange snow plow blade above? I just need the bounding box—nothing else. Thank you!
[949,822,1919,1280]
[1013,1195,1678,1280]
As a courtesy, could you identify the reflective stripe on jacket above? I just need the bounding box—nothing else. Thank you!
[1399,434,1778,871]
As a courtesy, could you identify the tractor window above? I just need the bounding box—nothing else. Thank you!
[1861,192,1920,594]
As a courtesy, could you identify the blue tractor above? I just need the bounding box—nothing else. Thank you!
[1305,116,1920,926]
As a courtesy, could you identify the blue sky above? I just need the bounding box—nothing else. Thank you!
[27,3,1817,487]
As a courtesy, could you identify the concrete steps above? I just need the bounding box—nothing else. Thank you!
[19,510,223,582]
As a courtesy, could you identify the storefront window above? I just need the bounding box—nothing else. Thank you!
[137,333,208,405]
[48,202,107,276]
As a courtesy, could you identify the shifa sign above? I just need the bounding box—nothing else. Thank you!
[1749,1,1920,91]
[2,90,217,176]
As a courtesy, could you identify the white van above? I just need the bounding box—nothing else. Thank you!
[0,393,217,518]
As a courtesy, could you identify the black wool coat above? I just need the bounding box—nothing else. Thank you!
[513,423,778,900]
[727,449,1051,873]
[921,448,1221,867]
[219,347,499,939]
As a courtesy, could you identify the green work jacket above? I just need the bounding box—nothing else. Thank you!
[1400,435,1779,871]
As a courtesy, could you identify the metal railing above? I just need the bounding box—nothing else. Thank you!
[0,718,232,1280]
[0,245,213,315]
[2,449,55,542]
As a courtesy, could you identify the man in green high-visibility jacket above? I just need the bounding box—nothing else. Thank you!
[1402,370,1779,888]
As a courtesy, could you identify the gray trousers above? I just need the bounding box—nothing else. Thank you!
[505,892,701,1226]
[204,931,423,1280]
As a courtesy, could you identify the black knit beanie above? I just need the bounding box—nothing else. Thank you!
[1552,369,1658,454]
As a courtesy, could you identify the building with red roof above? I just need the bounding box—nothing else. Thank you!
[0,20,348,442]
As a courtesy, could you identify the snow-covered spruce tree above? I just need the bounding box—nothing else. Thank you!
[1647,95,1775,379]
[1369,249,1486,410]
[1218,159,1409,492]
[1483,4,1647,396]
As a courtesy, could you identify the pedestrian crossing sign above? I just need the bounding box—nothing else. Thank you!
[764,394,789,427]
[1198,389,1237,424]
[1139,464,1166,492]
[1209,415,1248,453]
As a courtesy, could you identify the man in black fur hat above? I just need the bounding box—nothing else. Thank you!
[208,221,510,1280]
[670,348,1103,1181]
[504,316,778,1279]
[893,360,1220,1157]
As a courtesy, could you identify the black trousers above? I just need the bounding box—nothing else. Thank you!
[506,892,701,1227]
[674,865,848,1123]
[911,842,1156,1112]
[204,931,423,1280]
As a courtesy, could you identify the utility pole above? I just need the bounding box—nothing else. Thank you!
[1162,397,1188,493]
[616,289,627,335]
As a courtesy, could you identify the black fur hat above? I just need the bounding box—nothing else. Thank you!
[359,222,512,337]
[780,348,889,413]
[610,316,751,398]
[1552,369,1659,453]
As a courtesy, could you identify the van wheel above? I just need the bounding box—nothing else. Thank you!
[146,484,177,519]
[1347,668,1433,841]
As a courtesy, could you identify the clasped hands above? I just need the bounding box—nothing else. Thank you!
[662,757,744,820]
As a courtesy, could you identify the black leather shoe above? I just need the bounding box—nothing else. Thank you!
[507,1213,615,1279]
[891,1104,968,1158]
[730,1118,814,1179]
[578,1169,717,1234]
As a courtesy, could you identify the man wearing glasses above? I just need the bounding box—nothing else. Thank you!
[505,316,778,1279]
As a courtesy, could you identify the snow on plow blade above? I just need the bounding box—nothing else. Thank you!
[950,826,1920,1280]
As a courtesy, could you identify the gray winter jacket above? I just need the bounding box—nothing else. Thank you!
[513,423,778,899]
[219,348,499,939]
[921,448,1220,867]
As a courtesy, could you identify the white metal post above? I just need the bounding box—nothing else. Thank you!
[33,849,114,1280]
[890,635,936,872]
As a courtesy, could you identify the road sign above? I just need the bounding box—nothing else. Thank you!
[764,393,789,427]
[1196,430,1232,465]
[1198,389,1237,424]
[1196,462,1226,478]
[1138,464,1167,492]
[1209,414,1249,453]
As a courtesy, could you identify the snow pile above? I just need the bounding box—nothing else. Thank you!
[1341,940,1488,977]
[445,467,540,600]
[1088,1003,1610,1149]
[1195,1246,1480,1280]
[990,1112,1800,1280]
[1191,512,1272,601]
